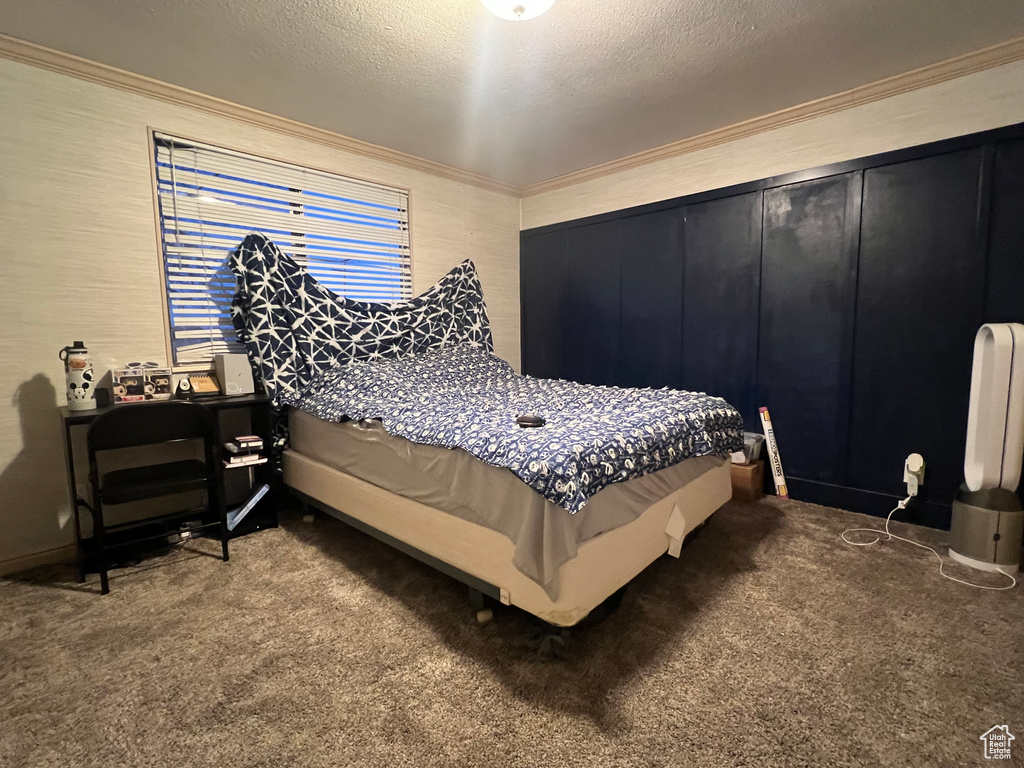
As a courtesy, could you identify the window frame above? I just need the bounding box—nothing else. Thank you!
[146,128,415,371]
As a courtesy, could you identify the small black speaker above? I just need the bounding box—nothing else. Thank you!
[516,414,545,428]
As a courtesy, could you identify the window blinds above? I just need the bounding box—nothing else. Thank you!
[153,133,412,367]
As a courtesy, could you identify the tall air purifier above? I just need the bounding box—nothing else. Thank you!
[950,323,1024,574]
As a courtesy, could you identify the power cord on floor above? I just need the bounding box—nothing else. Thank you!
[841,497,1017,591]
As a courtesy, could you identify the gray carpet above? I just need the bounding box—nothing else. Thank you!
[1,497,1021,767]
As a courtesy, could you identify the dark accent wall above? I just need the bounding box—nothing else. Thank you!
[520,124,1024,528]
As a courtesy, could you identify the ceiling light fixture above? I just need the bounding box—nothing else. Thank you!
[481,0,556,21]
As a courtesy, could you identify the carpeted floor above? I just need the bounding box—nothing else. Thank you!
[1,497,1021,767]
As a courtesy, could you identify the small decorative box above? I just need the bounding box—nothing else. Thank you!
[113,362,173,403]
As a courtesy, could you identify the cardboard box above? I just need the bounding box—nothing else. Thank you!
[731,460,765,502]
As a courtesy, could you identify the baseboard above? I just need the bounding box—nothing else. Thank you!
[0,544,77,577]
[785,477,953,530]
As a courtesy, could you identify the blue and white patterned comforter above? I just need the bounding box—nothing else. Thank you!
[294,346,744,513]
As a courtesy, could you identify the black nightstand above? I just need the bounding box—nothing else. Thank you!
[60,393,281,583]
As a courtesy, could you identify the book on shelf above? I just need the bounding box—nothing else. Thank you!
[224,455,268,468]
[228,452,264,463]
[224,435,264,454]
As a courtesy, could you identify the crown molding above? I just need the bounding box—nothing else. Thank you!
[521,35,1024,197]
[0,33,518,197]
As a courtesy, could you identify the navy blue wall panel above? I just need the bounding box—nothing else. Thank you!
[847,149,987,522]
[617,210,684,389]
[520,229,568,380]
[987,139,1024,324]
[681,193,762,429]
[564,221,622,385]
[759,173,861,485]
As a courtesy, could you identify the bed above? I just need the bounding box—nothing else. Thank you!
[229,233,743,626]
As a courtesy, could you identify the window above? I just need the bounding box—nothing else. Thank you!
[152,132,412,367]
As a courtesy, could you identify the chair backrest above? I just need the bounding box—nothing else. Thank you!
[88,400,217,452]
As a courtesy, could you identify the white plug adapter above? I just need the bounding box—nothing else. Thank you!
[904,453,925,496]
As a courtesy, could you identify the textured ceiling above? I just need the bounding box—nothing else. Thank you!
[3,0,1024,187]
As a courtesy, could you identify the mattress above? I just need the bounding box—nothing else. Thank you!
[289,408,726,597]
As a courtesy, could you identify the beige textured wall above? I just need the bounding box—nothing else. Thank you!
[0,58,520,565]
[521,59,1024,229]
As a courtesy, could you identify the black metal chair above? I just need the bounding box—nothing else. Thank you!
[87,400,227,594]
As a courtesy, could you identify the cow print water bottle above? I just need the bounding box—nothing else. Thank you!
[59,341,97,411]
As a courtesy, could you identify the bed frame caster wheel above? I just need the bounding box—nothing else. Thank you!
[468,587,495,615]
[537,632,569,661]
[300,500,315,523]
[528,624,571,660]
